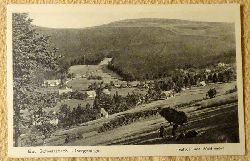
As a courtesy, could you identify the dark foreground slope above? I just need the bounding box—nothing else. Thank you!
[37,19,236,79]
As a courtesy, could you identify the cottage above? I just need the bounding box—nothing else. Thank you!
[102,89,111,95]
[114,83,121,88]
[86,90,97,98]
[49,117,59,125]
[32,118,43,126]
[161,90,174,99]
[100,108,109,118]
[199,81,206,86]
[162,90,174,98]
[130,81,139,87]
[59,87,73,95]
[81,74,87,78]
[218,62,226,67]
[205,69,211,73]
[43,79,61,87]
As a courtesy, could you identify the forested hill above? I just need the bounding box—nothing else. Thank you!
[36,18,236,80]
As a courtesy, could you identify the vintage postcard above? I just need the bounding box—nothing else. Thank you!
[7,4,245,157]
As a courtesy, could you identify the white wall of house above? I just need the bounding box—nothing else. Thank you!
[59,87,73,95]
[43,79,61,87]
[86,90,97,98]
[100,108,109,118]
[102,89,111,95]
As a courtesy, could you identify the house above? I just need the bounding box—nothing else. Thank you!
[59,87,73,95]
[114,83,121,88]
[102,89,111,95]
[32,118,43,126]
[181,87,186,91]
[100,108,109,118]
[81,74,87,78]
[120,83,128,88]
[218,62,226,67]
[75,74,85,78]
[130,81,138,87]
[32,116,59,126]
[199,81,206,86]
[49,117,59,126]
[161,90,174,98]
[43,79,61,87]
[205,69,211,73]
[86,90,97,98]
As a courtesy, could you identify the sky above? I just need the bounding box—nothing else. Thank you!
[8,4,240,28]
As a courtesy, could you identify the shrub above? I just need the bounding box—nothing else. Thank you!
[70,90,88,100]
[87,75,102,80]
[198,93,237,110]
[207,88,217,99]
[98,109,158,133]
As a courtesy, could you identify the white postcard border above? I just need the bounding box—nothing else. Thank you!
[7,4,245,158]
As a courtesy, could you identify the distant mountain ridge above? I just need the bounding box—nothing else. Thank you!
[36,18,236,80]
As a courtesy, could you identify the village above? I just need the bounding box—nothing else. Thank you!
[40,59,230,121]
[18,55,236,146]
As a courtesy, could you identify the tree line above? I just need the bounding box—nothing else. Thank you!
[59,90,88,100]
[57,103,97,128]
[108,56,235,84]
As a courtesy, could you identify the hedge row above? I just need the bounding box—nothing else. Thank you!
[98,109,159,133]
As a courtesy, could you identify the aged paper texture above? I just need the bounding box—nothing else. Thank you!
[0,1,249,161]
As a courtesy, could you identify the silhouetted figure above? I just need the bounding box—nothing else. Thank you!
[172,124,178,136]
[159,126,165,138]
[65,135,70,143]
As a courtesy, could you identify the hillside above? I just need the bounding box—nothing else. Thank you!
[36,18,236,80]
[41,82,239,146]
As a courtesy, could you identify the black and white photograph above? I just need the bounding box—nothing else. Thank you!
[7,4,245,157]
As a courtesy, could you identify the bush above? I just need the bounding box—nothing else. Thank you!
[70,90,88,100]
[98,109,158,133]
[58,104,98,127]
[87,75,102,80]
[207,88,217,99]
[199,93,237,110]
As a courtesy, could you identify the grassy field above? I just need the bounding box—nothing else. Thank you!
[43,58,146,117]
[67,58,142,92]
[41,81,238,146]
[67,58,123,90]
